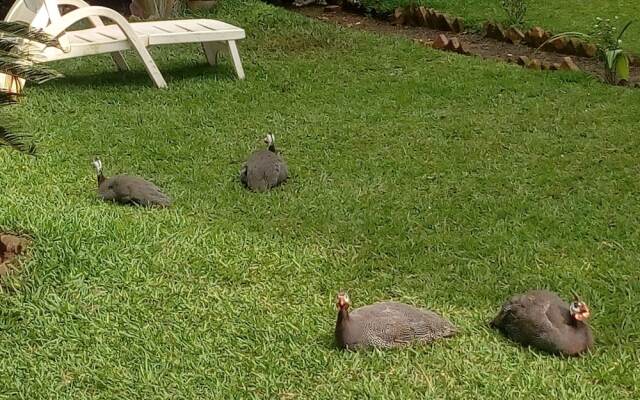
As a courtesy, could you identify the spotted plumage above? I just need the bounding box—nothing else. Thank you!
[490,289,593,356]
[335,293,456,350]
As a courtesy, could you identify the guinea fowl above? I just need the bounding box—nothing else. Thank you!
[92,159,171,207]
[490,289,593,356]
[334,292,457,350]
[240,133,288,192]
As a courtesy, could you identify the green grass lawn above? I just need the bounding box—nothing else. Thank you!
[358,0,640,53]
[1,1,640,398]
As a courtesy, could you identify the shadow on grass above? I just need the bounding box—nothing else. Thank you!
[43,63,238,90]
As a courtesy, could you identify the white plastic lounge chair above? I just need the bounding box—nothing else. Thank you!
[5,0,246,88]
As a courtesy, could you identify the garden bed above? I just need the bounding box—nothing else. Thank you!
[292,4,640,87]
[341,0,640,53]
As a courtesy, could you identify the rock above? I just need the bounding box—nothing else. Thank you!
[393,7,406,25]
[446,36,462,53]
[425,8,437,29]
[416,6,429,26]
[445,37,458,50]
[573,41,587,57]
[451,18,463,33]
[505,27,525,44]
[559,56,580,72]
[323,5,340,12]
[550,37,568,52]
[484,21,506,41]
[404,5,419,26]
[525,26,549,47]
[435,13,450,31]
[574,41,587,57]
[432,33,449,50]
[483,21,496,37]
[581,42,598,58]
[516,55,530,66]
[563,38,579,55]
[527,59,542,70]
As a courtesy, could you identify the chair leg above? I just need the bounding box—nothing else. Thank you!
[111,52,129,71]
[226,40,245,80]
[202,42,222,66]
[134,46,167,88]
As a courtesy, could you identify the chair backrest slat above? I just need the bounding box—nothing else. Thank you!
[5,0,62,29]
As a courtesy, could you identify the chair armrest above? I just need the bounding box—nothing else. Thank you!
[56,0,104,27]
[44,6,143,52]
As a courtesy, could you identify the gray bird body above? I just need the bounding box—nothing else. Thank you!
[92,159,171,207]
[336,301,457,350]
[98,174,171,207]
[240,134,288,192]
[490,290,593,356]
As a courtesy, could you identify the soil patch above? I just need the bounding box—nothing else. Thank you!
[0,234,30,280]
[291,5,640,87]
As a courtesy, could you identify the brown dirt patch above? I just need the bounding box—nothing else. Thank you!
[0,234,30,281]
[292,5,640,87]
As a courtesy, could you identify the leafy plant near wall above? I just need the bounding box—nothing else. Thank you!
[539,18,635,84]
[501,0,527,27]
[130,0,183,20]
[0,21,61,155]
[591,17,635,84]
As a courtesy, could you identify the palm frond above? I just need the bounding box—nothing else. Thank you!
[0,48,39,62]
[0,21,59,47]
[0,90,20,105]
[0,126,36,155]
[0,57,63,84]
[0,38,22,53]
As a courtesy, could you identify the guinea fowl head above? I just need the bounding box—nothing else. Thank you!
[92,158,106,185]
[336,292,351,311]
[569,293,591,322]
[264,133,276,152]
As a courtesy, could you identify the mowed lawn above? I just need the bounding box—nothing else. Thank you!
[360,0,640,53]
[1,1,640,398]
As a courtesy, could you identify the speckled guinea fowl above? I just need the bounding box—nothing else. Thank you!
[334,292,457,350]
[92,159,171,207]
[490,289,593,356]
[240,133,288,192]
